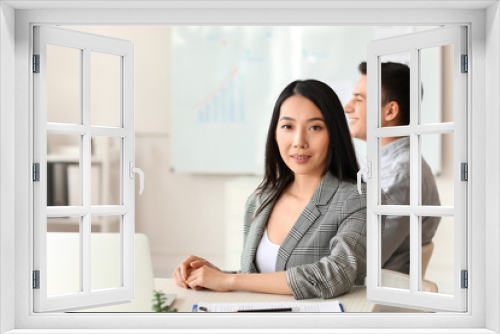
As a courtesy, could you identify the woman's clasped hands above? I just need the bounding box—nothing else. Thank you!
[173,255,234,292]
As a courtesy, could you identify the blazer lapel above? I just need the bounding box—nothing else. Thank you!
[275,173,339,271]
[240,200,273,273]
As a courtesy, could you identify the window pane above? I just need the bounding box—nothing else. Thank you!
[47,220,81,296]
[91,217,122,291]
[420,45,453,124]
[47,133,81,206]
[91,136,121,206]
[380,136,410,205]
[420,133,454,206]
[91,52,121,127]
[47,44,81,124]
[380,214,410,291]
[380,51,410,128]
[421,216,453,296]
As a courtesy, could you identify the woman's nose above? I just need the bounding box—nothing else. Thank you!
[293,130,308,149]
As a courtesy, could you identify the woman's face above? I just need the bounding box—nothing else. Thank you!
[276,95,330,178]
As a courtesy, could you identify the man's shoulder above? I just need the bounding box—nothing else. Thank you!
[381,142,410,172]
[420,157,435,179]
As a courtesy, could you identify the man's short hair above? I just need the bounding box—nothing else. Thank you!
[358,61,413,126]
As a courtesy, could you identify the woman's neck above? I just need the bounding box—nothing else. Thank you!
[287,174,323,201]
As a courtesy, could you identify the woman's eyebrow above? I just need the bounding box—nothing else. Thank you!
[308,117,325,122]
[279,116,325,122]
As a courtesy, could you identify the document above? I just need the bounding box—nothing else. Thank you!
[192,300,343,312]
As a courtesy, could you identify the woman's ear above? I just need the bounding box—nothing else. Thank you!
[381,101,400,126]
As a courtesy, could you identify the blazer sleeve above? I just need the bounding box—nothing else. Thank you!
[242,191,258,248]
[285,186,367,300]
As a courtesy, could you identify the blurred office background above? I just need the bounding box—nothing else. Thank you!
[47,25,454,296]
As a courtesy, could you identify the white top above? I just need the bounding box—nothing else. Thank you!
[255,229,280,273]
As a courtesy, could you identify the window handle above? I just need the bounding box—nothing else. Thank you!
[356,162,372,195]
[129,162,145,195]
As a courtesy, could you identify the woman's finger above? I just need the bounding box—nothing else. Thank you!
[186,276,201,290]
[186,268,201,283]
[172,268,186,288]
[189,260,206,269]
[185,271,196,284]
[176,265,192,289]
[180,255,202,280]
[172,268,180,284]
[179,258,194,280]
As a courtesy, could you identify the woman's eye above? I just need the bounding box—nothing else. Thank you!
[281,124,292,130]
[310,125,322,131]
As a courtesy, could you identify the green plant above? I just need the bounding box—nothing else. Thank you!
[152,290,177,312]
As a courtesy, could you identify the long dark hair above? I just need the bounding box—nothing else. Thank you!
[255,79,359,216]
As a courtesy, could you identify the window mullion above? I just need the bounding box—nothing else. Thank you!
[46,207,90,217]
[409,47,420,294]
[373,205,454,217]
[45,206,129,217]
[46,123,89,135]
[90,126,130,138]
[372,125,411,138]
[45,123,131,138]
[373,123,455,138]
[413,123,454,135]
[90,205,130,216]
[81,47,91,295]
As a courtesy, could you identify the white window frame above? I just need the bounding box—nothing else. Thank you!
[33,25,136,312]
[1,1,498,333]
[366,26,468,312]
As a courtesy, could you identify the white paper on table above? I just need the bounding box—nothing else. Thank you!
[195,300,343,313]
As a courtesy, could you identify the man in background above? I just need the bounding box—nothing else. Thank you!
[344,61,441,274]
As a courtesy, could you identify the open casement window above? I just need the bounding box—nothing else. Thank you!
[33,26,143,312]
[365,26,467,312]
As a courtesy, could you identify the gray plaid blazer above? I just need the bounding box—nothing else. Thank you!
[241,173,367,300]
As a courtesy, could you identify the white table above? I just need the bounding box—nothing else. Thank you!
[154,278,376,312]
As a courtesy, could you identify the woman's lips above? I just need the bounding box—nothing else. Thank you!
[291,155,310,164]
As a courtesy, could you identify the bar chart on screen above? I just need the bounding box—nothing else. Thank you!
[195,67,245,124]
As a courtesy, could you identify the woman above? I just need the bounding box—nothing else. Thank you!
[173,80,366,299]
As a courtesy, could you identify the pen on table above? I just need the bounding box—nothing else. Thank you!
[236,307,293,312]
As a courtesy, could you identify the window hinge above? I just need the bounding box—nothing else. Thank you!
[33,163,40,182]
[33,270,40,289]
[461,162,468,181]
[461,54,468,73]
[461,270,468,289]
[33,54,40,73]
